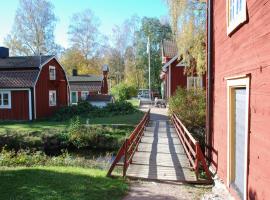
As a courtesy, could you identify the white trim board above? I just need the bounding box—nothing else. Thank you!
[226,76,250,200]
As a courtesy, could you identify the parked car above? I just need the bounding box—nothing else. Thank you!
[137,89,150,99]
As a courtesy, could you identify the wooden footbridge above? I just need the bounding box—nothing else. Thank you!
[107,108,212,183]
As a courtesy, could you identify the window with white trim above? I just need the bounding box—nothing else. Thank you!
[71,91,78,104]
[81,91,89,101]
[227,0,247,35]
[49,66,56,80]
[0,91,11,109]
[187,76,203,90]
[49,90,57,106]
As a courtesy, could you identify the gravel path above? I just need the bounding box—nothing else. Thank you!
[123,180,212,200]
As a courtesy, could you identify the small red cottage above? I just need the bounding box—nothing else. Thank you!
[160,40,205,99]
[0,47,69,120]
[207,0,270,199]
[68,65,109,105]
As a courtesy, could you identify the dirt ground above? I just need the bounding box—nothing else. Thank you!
[123,180,212,200]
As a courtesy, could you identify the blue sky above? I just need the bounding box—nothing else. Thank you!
[0,0,169,48]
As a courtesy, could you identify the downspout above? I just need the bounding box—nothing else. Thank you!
[206,0,213,163]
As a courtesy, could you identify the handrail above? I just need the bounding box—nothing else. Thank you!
[107,109,150,177]
[172,114,212,181]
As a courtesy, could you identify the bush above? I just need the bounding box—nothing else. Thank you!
[111,83,137,101]
[104,101,136,115]
[169,87,206,148]
[0,147,112,169]
[53,100,138,121]
[67,118,130,150]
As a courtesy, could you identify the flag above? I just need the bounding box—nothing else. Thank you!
[146,37,150,54]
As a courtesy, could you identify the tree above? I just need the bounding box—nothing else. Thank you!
[68,9,101,59]
[166,0,207,75]
[60,48,101,75]
[4,0,59,56]
[134,17,173,90]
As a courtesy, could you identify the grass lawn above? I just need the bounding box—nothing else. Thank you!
[0,112,144,132]
[0,166,128,200]
[126,99,140,108]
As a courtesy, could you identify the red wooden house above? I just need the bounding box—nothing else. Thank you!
[207,0,270,199]
[160,40,205,99]
[68,65,109,105]
[0,47,69,120]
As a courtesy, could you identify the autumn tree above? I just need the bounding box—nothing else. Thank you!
[4,0,60,56]
[166,0,207,75]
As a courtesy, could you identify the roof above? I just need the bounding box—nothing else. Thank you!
[68,75,103,82]
[162,40,178,58]
[162,55,179,72]
[0,70,39,88]
[0,55,54,69]
[87,94,113,102]
[69,82,102,92]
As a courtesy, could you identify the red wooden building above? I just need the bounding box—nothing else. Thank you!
[207,1,270,199]
[68,65,109,105]
[0,47,69,120]
[160,40,205,99]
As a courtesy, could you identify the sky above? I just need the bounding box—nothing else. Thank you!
[0,0,169,48]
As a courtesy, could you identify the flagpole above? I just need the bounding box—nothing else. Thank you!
[148,37,151,100]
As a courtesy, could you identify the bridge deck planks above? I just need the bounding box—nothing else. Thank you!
[126,114,197,182]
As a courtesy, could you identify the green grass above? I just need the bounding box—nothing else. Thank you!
[0,166,128,200]
[0,112,144,132]
[126,99,140,108]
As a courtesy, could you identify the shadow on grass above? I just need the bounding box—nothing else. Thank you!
[0,167,128,200]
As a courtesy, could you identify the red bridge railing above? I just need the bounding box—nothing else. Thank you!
[172,114,212,181]
[107,109,150,177]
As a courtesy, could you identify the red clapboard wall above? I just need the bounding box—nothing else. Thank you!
[211,0,270,199]
[0,90,29,120]
[35,58,68,119]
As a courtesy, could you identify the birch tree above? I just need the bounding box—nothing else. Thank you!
[4,0,59,56]
[68,9,101,59]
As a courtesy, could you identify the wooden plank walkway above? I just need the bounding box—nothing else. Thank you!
[126,109,196,182]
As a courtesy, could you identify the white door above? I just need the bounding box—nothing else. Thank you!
[233,88,247,199]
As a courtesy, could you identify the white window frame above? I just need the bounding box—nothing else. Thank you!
[227,0,247,35]
[70,91,78,105]
[226,75,250,200]
[0,90,11,109]
[187,76,203,90]
[49,66,56,80]
[81,91,89,101]
[49,90,57,107]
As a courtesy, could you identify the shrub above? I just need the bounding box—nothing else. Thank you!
[67,120,130,150]
[111,83,137,101]
[53,99,138,121]
[169,87,206,148]
[0,147,112,169]
[104,101,136,115]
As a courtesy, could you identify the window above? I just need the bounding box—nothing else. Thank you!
[81,91,89,101]
[0,91,11,109]
[49,90,57,106]
[49,66,56,80]
[71,91,78,104]
[227,0,247,35]
[187,76,203,90]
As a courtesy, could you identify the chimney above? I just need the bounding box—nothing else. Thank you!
[0,47,9,58]
[101,64,109,94]
[72,69,78,76]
